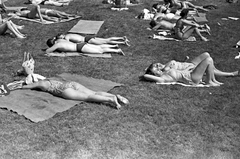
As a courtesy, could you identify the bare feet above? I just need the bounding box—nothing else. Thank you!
[113,96,121,109]
[118,48,125,56]
[232,71,239,76]
[116,94,129,105]
[207,81,220,87]
[201,36,209,41]
[123,36,130,42]
[125,40,131,46]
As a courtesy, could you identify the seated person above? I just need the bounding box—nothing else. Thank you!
[0,15,26,38]
[144,53,238,86]
[174,9,209,41]
[10,78,129,109]
[54,33,130,46]
[46,37,125,55]
[14,4,75,23]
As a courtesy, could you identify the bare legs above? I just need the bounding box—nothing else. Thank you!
[180,26,208,41]
[191,57,223,86]
[88,36,130,46]
[190,52,238,76]
[82,44,125,55]
[0,20,26,38]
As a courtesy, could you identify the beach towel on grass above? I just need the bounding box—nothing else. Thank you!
[68,20,104,35]
[0,73,122,122]
[8,13,81,24]
[45,52,112,58]
[156,82,210,87]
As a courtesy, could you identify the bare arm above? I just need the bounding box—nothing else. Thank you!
[143,74,175,83]
[182,19,200,27]
[46,44,60,53]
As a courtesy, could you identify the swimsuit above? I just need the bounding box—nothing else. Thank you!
[76,43,86,52]
[46,79,80,97]
[84,35,95,43]
[166,60,195,70]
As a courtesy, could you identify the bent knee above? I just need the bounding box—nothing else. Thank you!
[202,52,210,57]
[205,57,213,63]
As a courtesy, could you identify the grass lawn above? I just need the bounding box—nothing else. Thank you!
[0,0,240,158]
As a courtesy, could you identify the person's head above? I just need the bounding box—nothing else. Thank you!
[55,33,65,40]
[46,37,57,47]
[145,63,165,76]
[180,9,189,18]
[149,20,157,28]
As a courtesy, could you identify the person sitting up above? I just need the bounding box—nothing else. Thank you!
[14,4,76,23]
[0,15,26,38]
[46,37,125,55]
[174,9,209,41]
[143,52,239,86]
[54,33,130,46]
[9,78,129,109]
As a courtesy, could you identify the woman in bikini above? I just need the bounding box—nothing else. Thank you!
[168,0,208,12]
[0,14,26,38]
[15,4,75,23]
[144,52,239,86]
[8,78,129,109]
[174,9,209,41]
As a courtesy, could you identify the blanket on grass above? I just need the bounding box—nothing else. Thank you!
[45,52,112,58]
[8,13,81,24]
[0,73,122,122]
[68,20,104,35]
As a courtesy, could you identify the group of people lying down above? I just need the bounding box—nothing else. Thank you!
[148,0,210,41]
[144,52,239,86]
[45,34,130,55]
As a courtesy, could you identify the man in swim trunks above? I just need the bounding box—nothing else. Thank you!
[55,33,130,46]
[46,37,125,55]
[149,19,176,31]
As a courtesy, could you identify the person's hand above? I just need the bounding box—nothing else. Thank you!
[41,20,47,24]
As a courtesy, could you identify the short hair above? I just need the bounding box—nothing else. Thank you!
[145,63,155,75]
[149,20,157,28]
[55,33,64,39]
[180,9,189,17]
[46,37,56,47]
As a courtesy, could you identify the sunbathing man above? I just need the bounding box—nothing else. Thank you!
[0,15,26,38]
[14,4,76,23]
[144,53,239,86]
[8,78,129,109]
[167,0,209,12]
[46,37,125,55]
[54,33,130,46]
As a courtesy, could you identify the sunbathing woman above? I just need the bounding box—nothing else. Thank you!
[55,33,130,46]
[29,0,70,7]
[15,4,75,23]
[46,38,125,55]
[9,78,129,109]
[0,15,26,38]
[144,53,238,86]
[174,9,209,41]
[168,0,208,12]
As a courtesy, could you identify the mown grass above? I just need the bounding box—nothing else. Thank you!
[0,0,240,158]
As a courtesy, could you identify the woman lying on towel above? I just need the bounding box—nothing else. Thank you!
[46,37,125,55]
[174,9,209,41]
[0,16,26,38]
[144,52,239,86]
[167,0,209,12]
[29,0,69,7]
[54,34,130,46]
[14,4,75,23]
[10,79,129,109]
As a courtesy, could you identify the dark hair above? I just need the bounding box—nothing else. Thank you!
[46,37,56,47]
[180,9,189,17]
[149,20,157,28]
[55,33,64,39]
[145,63,155,75]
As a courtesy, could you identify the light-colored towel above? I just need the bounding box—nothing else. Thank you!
[68,20,104,35]
[45,52,112,58]
[8,13,81,24]
[156,82,210,87]
[0,73,122,122]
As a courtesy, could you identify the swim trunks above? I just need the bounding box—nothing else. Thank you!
[76,43,86,52]
[84,35,95,43]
